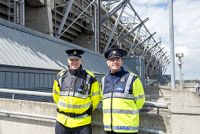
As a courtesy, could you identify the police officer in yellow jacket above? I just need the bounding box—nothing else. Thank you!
[101,48,145,134]
[52,49,100,134]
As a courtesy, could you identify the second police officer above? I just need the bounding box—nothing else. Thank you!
[101,48,145,134]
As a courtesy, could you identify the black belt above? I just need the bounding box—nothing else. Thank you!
[56,108,88,117]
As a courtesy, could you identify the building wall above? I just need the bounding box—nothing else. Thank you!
[0,66,58,91]
[25,3,54,36]
[0,65,103,91]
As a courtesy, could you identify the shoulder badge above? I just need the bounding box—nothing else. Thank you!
[120,77,126,82]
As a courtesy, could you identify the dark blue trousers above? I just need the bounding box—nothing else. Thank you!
[105,131,137,134]
[55,121,92,134]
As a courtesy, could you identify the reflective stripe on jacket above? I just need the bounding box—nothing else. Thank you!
[101,71,145,133]
[53,68,100,128]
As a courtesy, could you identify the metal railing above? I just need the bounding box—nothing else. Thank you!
[144,101,168,109]
[0,88,51,98]
[0,88,168,109]
[0,109,55,120]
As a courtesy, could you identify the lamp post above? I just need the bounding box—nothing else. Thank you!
[169,0,175,90]
[176,53,184,89]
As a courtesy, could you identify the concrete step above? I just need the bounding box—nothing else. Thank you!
[145,88,171,101]
[145,88,171,94]
[145,85,171,90]
[140,113,171,134]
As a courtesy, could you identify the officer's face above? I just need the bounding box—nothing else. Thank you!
[68,58,82,70]
[107,57,123,73]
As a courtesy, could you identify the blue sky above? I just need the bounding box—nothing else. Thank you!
[131,0,200,80]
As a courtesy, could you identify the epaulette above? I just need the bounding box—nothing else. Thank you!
[85,69,95,77]
[57,69,67,76]
[129,72,137,77]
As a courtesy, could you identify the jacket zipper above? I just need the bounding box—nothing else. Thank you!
[110,74,127,131]
[111,83,114,131]
[72,76,78,97]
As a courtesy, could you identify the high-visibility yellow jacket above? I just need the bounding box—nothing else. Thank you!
[53,68,100,128]
[101,68,145,133]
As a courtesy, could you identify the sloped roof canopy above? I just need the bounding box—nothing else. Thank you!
[0,19,130,74]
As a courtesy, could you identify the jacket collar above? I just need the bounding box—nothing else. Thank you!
[110,67,127,77]
[68,65,83,76]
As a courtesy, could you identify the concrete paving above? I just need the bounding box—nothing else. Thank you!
[171,90,200,134]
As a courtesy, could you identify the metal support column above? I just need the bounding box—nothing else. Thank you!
[60,0,96,37]
[94,0,100,52]
[56,0,74,38]
[101,0,128,24]
[13,0,17,23]
[19,0,25,25]
[104,3,126,52]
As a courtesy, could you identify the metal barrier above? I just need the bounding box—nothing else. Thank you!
[0,88,51,98]
[0,88,52,102]
[144,101,168,114]
[0,88,168,109]
[145,101,168,109]
[0,110,55,120]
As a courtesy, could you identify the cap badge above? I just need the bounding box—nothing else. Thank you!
[113,50,117,54]
[73,51,77,54]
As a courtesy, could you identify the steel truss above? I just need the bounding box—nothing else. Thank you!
[52,0,169,77]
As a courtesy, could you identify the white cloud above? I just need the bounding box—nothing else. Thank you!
[132,0,168,6]
[132,0,200,80]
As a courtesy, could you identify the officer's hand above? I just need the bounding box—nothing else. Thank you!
[86,105,93,115]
